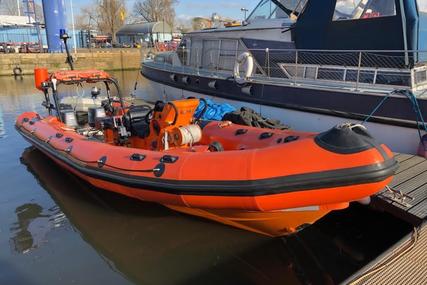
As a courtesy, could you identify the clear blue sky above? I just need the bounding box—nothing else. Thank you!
[68,0,260,21]
[174,0,259,20]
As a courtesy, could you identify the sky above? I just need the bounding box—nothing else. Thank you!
[174,0,259,20]
[68,0,260,21]
[40,0,427,27]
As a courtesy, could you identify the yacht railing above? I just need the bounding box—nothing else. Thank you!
[154,47,427,91]
[254,49,427,90]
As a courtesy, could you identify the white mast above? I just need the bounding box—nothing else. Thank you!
[70,0,77,53]
[17,0,21,16]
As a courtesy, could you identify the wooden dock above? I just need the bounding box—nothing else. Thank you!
[372,153,427,225]
[343,153,427,284]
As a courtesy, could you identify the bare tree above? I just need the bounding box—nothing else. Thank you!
[0,0,43,22]
[34,2,45,23]
[133,0,177,29]
[0,0,20,15]
[75,6,99,31]
[96,0,126,43]
[76,1,126,43]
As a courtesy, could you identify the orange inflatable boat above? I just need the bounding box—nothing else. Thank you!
[16,69,398,237]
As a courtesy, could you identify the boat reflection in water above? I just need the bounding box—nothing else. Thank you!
[9,203,67,254]
[19,147,412,285]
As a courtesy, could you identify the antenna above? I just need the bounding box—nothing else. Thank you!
[60,30,74,70]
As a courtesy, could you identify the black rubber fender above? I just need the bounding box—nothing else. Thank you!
[13,66,23,76]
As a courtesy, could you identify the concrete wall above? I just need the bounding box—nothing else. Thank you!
[0,48,149,76]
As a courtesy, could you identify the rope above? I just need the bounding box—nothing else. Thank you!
[362,92,393,124]
[178,125,202,147]
[64,153,160,173]
[362,89,427,141]
[399,89,427,141]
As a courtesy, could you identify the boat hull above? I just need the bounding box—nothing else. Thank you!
[16,112,397,236]
[165,204,348,237]
[38,146,352,236]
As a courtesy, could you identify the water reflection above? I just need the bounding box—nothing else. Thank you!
[0,106,4,138]
[14,74,24,82]
[9,201,68,254]
[20,147,412,285]
[10,203,45,253]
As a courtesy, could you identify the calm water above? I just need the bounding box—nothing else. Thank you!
[0,71,412,285]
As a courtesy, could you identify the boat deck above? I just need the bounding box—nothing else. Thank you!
[343,153,427,284]
[344,222,427,285]
[372,153,427,225]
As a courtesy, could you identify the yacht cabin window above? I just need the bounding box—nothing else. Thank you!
[248,0,287,21]
[247,0,307,21]
[333,0,396,21]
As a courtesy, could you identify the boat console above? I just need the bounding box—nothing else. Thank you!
[34,69,210,152]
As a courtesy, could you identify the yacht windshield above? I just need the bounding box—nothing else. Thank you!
[247,0,307,21]
[277,0,308,13]
[333,0,396,21]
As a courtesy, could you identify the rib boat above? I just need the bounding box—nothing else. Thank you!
[16,69,397,236]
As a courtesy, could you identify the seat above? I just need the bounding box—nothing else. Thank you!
[131,121,150,138]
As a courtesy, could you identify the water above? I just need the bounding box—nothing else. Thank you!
[0,71,413,285]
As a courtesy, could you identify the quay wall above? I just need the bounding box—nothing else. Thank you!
[0,48,150,76]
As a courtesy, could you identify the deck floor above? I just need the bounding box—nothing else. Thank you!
[371,153,427,225]
[343,153,427,284]
[345,222,427,285]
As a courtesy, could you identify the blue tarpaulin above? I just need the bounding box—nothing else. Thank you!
[194,99,236,121]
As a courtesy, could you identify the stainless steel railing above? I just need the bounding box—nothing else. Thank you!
[152,47,427,91]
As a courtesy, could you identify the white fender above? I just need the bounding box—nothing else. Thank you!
[233,52,254,85]
[357,197,371,205]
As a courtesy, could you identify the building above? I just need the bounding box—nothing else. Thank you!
[0,15,89,52]
[116,22,172,47]
[0,15,46,48]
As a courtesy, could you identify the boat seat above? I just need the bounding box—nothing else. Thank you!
[131,121,150,138]
[125,105,152,138]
